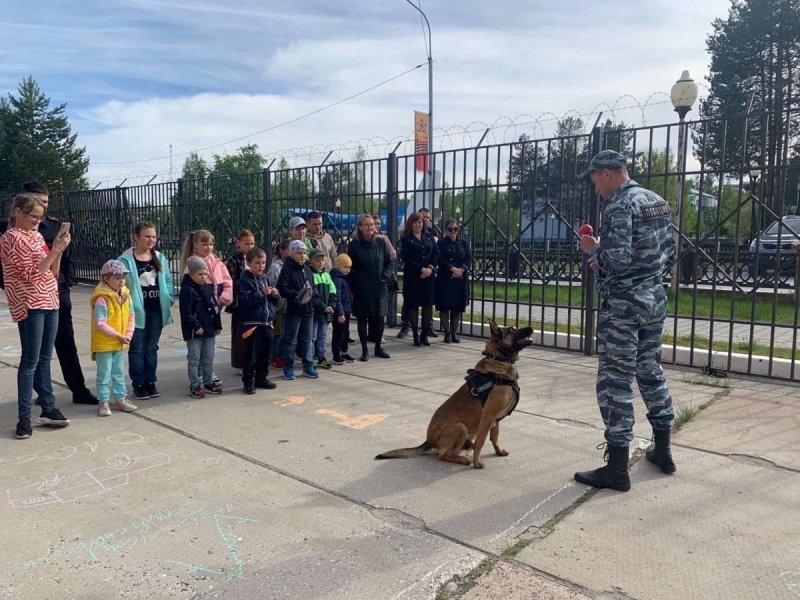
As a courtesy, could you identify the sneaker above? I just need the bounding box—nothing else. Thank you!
[73,390,99,405]
[112,399,138,413]
[341,353,356,363]
[269,357,285,369]
[132,384,151,401]
[255,379,277,390]
[204,383,223,395]
[331,356,345,365]
[189,384,206,399]
[98,403,112,417]
[282,367,296,381]
[211,376,222,387]
[317,357,333,370]
[15,418,32,439]
[37,408,70,427]
[303,366,320,379]
[146,383,160,398]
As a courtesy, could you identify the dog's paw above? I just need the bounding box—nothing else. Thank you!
[495,448,509,457]
[473,459,485,469]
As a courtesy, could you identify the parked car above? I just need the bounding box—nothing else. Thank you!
[748,216,800,276]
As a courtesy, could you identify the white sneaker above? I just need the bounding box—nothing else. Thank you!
[111,399,138,413]
[98,403,112,417]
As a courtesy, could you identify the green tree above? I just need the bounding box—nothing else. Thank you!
[0,76,89,192]
[693,0,800,215]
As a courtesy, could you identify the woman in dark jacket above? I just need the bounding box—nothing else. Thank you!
[400,212,439,346]
[348,214,394,361]
[436,218,471,343]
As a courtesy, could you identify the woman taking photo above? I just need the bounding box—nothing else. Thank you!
[348,214,394,361]
[436,218,471,343]
[400,212,439,346]
[1,193,72,439]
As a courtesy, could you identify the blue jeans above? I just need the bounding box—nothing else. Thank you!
[280,314,313,368]
[128,311,163,385]
[187,337,216,387]
[313,320,329,358]
[96,350,127,403]
[17,309,59,419]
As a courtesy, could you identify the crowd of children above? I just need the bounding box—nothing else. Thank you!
[87,222,370,416]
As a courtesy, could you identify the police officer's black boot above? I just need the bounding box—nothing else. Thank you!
[574,444,631,492]
[646,428,676,474]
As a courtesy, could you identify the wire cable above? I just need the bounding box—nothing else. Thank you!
[93,63,425,166]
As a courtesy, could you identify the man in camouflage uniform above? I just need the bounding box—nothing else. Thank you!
[574,150,677,492]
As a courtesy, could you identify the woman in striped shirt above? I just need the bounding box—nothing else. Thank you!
[1,193,72,439]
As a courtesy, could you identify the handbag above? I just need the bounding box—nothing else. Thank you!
[377,236,400,293]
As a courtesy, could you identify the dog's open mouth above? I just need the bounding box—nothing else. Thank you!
[515,327,534,348]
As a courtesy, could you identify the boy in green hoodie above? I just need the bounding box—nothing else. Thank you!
[309,249,337,369]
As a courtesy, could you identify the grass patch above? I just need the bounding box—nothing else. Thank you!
[672,405,703,431]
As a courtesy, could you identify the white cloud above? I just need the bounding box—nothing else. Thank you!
[0,0,732,186]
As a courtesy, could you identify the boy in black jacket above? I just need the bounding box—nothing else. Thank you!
[276,240,319,380]
[237,248,279,394]
[331,254,355,364]
[179,256,223,398]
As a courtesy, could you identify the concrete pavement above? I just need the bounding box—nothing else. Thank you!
[0,285,798,599]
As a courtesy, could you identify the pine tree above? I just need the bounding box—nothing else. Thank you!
[0,76,89,192]
[692,0,800,216]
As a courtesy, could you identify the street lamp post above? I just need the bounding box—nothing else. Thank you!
[405,0,433,207]
[670,70,699,293]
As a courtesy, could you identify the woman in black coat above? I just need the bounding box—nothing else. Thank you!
[348,214,394,361]
[400,212,439,346]
[436,218,471,343]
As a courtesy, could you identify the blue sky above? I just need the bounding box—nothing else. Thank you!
[2,0,731,185]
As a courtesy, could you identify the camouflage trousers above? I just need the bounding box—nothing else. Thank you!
[596,284,674,447]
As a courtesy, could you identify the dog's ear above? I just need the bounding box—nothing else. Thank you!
[489,320,499,337]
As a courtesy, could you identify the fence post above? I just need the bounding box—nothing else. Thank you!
[177,178,185,235]
[583,126,603,356]
[114,186,126,253]
[387,152,399,327]
[262,168,272,253]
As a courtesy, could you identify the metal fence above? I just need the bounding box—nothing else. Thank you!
[24,107,800,381]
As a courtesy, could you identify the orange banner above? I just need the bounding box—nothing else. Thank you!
[414,111,429,172]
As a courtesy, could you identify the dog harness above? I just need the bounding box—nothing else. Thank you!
[464,369,520,422]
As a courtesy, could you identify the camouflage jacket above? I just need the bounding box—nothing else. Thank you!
[590,180,675,298]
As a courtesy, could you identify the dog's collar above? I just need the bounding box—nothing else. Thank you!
[481,352,517,364]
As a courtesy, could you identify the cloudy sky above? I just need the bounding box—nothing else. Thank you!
[2,0,731,187]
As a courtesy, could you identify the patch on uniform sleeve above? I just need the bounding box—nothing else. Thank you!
[641,202,670,221]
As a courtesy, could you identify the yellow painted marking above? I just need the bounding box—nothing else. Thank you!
[315,408,348,421]
[340,414,389,430]
[274,396,309,407]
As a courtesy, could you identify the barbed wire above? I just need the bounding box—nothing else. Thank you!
[88,90,711,188]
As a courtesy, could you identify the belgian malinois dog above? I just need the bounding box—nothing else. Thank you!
[375,320,533,469]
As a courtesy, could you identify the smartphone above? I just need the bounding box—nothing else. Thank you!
[59,222,71,235]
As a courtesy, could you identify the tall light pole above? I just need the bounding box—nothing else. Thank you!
[670,70,698,292]
[405,0,433,206]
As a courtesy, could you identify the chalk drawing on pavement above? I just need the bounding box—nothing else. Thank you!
[7,453,171,508]
[168,513,259,581]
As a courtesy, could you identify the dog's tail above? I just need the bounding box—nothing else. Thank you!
[374,441,432,460]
